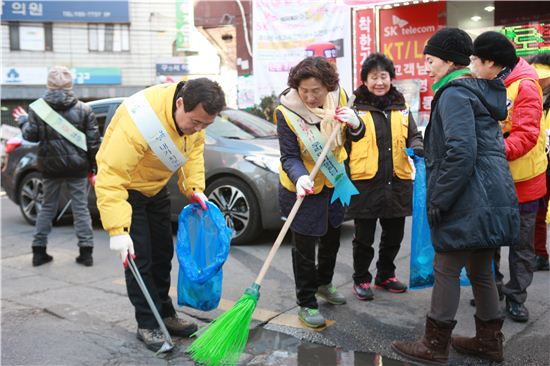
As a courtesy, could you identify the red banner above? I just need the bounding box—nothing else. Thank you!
[379,2,445,121]
[353,8,375,88]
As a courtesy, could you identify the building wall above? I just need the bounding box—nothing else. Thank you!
[1,0,228,103]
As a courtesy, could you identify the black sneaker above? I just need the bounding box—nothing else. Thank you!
[374,277,408,293]
[506,298,529,323]
[353,282,374,301]
[137,328,166,352]
[535,256,550,271]
[163,315,197,337]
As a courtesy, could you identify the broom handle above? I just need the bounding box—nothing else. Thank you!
[255,95,355,285]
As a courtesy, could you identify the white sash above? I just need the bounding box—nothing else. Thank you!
[125,91,186,172]
[29,98,87,151]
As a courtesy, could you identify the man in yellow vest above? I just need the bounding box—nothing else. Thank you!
[95,79,225,351]
[471,32,545,323]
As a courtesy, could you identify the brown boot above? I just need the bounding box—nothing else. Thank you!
[451,315,504,362]
[392,316,456,365]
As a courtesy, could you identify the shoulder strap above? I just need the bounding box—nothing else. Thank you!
[124,91,186,172]
[29,98,87,151]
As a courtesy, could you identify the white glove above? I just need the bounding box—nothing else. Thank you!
[110,234,135,264]
[296,175,314,198]
[189,191,208,210]
[335,107,360,129]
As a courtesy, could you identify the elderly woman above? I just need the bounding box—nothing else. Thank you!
[391,28,519,365]
[347,53,423,301]
[276,56,364,328]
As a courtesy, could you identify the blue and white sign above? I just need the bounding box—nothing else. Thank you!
[156,63,189,75]
[1,67,47,85]
[1,1,129,23]
[70,67,122,85]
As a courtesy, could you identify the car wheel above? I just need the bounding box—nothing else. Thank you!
[18,171,44,225]
[206,177,261,245]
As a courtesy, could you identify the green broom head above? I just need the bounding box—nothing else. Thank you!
[187,283,261,366]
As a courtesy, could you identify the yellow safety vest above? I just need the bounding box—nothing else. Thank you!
[278,88,348,193]
[502,78,547,182]
[348,108,414,180]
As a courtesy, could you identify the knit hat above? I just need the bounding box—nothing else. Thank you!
[423,27,473,66]
[47,66,73,90]
[473,31,518,68]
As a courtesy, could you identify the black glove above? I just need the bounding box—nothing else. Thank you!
[413,147,424,158]
[427,206,441,227]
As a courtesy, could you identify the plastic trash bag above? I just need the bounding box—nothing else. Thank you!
[406,148,470,289]
[176,201,233,311]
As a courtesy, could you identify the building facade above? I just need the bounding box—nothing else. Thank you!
[1,0,243,124]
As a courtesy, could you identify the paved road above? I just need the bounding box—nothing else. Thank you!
[1,196,549,365]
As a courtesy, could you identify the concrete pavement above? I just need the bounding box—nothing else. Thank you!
[1,196,549,365]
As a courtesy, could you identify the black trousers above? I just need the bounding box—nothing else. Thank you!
[292,224,341,308]
[352,217,405,285]
[125,188,176,329]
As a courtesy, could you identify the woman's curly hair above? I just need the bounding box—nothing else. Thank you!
[287,57,339,91]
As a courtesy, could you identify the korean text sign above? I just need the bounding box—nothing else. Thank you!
[379,2,445,122]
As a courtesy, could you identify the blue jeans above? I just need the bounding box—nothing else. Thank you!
[32,177,93,247]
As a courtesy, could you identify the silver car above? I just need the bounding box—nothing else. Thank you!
[1,98,283,244]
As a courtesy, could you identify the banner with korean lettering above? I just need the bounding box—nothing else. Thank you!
[252,0,352,104]
[353,8,375,88]
[176,0,194,51]
[379,2,445,127]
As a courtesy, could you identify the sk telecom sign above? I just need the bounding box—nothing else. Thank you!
[379,2,445,115]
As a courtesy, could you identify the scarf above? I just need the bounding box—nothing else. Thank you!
[280,88,343,148]
[432,68,472,92]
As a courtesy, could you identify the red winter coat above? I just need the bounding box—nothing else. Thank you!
[504,58,546,203]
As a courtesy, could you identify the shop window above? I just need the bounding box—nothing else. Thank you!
[88,24,130,52]
[9,22,53,51]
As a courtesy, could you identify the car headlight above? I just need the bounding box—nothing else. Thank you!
[244,155,280,174]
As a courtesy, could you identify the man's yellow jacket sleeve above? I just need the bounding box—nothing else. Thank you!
[178,130,206,196]
[95,109,147,236]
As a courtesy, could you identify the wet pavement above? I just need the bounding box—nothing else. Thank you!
[2,196,549,365]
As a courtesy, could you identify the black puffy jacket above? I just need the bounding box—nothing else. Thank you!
[23,89,100,178]
[425,77,520,252]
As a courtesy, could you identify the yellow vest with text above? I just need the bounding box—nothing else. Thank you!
[348,108,413,180]
[501,78,547,182]
[278,89,348,194]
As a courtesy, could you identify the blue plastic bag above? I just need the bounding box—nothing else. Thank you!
[176,201,233,311]
[406,148,470,289]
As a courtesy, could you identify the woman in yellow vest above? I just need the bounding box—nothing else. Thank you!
[531,55,550,271]
[470,31,545,323]
[276,56,365,329]
[347,53,424,301]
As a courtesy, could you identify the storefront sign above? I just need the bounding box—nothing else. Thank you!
[156,63,190,75]
[1,67,47,85]
[379,2,445,125]
[70,67,121,85]
[353,8,375,88]
[1,1,129,23]
[503,23,550,56]
[175,0,194,51]
[252,0,352,103]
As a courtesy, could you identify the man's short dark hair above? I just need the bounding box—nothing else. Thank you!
[361,53,396,82]
[287,56,339,92]
[176,78,226,115]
